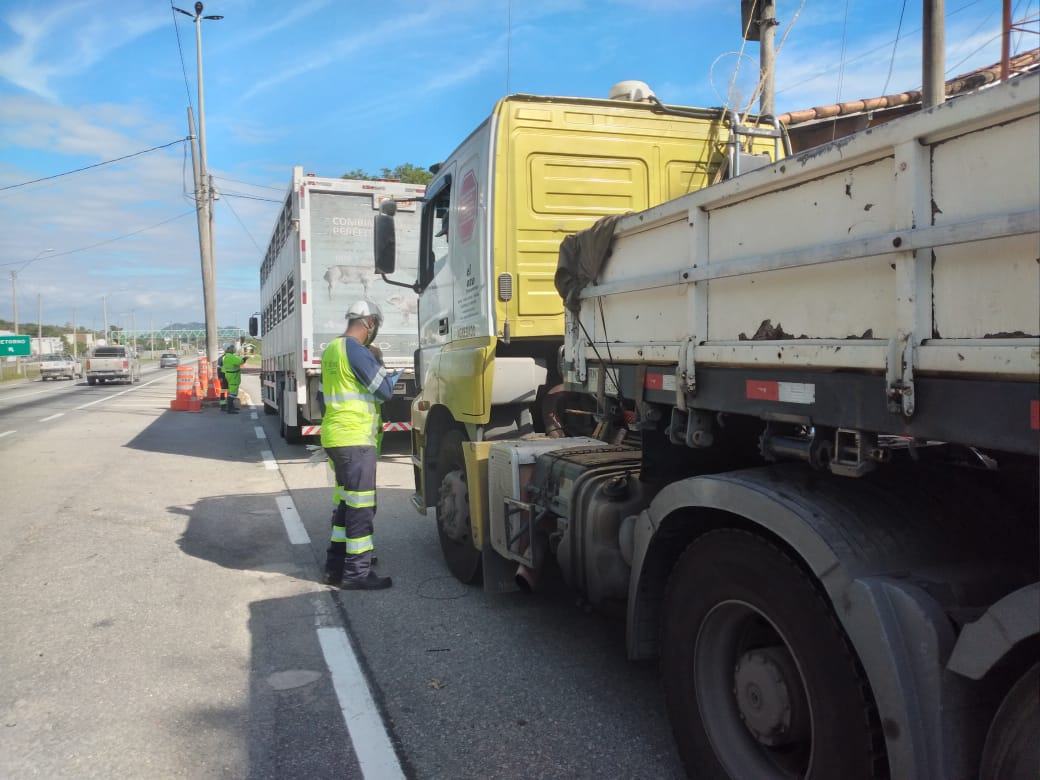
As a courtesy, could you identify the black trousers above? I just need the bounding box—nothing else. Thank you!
[324,445,377,581]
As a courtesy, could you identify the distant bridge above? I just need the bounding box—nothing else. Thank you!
[111,328,246,342]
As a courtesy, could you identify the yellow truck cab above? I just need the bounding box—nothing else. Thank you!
[375,83,786,581]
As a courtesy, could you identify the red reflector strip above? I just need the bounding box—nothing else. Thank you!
[303,350,308,363]
[1031,400,1039,430]
[746,380,779,401]
[746,380,815,404]
[382,422,412,432]
[301,239,306,253]
[302,291,307,304]
[645,373,664,390]
[301,425,321,436]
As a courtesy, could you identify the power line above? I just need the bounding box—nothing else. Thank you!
[0,139,187,192]
[169,1,195,111]
[0,211,197,269]
[881,1,909,96]
[218,190,282,203]
[216,196,263,253]
[211,174,285,192]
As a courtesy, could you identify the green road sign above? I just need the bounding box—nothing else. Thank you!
[0,335,31,356]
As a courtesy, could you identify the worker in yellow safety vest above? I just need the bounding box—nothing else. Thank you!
[221,342,248,413]
[319,300,401,590]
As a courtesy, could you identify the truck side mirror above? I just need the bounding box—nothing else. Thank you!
[374,198,397,275]
[248,316,259,337]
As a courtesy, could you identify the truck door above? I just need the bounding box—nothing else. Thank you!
[416,171,454,383]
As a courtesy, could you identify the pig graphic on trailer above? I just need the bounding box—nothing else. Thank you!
[322,264,371,299]
[382,293,418,325]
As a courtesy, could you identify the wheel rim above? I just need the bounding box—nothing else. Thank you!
[437,468,470,544]
[433,435,482,584]
[694,600,814,778]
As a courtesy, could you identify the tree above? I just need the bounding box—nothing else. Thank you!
[342,163,432,185]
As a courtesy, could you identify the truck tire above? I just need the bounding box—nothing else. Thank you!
[87,376,96,386]
[980,662,1039,779]
[661,529,883,779]
[433,429,482,585]
[279,391,302,444]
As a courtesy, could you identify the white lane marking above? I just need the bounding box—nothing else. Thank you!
[275,494,310,545]
[75,375,167,410]
[317,627,405,780]
[254,426,267,440]
[0,430,15,438]
[260,450,278,471]
[39,413,64,422]
[250,411,258,420]
[0,386,62,403]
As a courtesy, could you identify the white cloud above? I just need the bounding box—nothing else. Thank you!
[0,1,165,100]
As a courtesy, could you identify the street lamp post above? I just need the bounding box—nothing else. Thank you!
[174,2,222,364]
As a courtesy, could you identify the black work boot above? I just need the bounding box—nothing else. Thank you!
[340,571,392,590]
[323,552,344,586]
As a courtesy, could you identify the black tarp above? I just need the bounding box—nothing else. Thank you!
[554,213,625,313]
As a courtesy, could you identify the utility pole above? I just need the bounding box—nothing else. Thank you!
[740,0,777,116]
[759,0,777,117]
[10,271,18,336]
[37,293,42,356]
[922,0,946,107]
[10,248,53,339]
[103,294,109,344]
[175,2,223,363]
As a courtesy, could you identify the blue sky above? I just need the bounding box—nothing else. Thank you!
[0,0,1035,334]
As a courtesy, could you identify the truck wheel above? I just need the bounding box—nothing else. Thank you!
[433,429,482,584]
[87,377,96,386]
[661,529,883,779]
[279,391,302,444]
[980,662,1039,779]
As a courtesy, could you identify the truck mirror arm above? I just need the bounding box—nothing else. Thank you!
[379,272,422,295]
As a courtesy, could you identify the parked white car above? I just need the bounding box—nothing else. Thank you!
[39,354,82,381]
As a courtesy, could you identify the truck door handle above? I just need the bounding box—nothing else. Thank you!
[438,318,449,335]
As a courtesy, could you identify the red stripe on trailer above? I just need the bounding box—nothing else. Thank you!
[382,422,412,432]
[644,373,664,390]
[746,380,780,401]
[301,425,321,436]
[1031,400,1039,430]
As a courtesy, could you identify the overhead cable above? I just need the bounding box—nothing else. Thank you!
[0,138,187,192]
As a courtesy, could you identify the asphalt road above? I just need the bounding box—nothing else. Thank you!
[0,368,686,779]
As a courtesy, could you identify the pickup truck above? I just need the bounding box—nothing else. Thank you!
[85,345,140,385]
[39,354,82,381]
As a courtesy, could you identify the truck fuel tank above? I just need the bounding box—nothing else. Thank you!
[487,439,658,606]
[533,447,654,608]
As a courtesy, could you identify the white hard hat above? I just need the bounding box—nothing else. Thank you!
[345,299,383,326]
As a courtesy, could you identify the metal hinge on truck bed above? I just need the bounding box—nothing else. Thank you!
[886,332,916,417]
